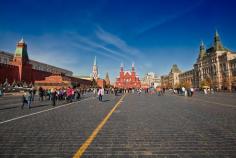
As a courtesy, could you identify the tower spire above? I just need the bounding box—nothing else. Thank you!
[92,56,98,80]
[213,30,224,51]
[93,56,97,66]
[199,40,206,59]
[215,29,219,37]
[132,62,135,71]
[120,62,124,72]
[105,72,110,87]
[132,62,135,68]
[19,37,24,43]
[14,37,29,62]
[120,62,124,68]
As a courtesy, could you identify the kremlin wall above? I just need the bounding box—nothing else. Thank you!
[0,39,92,88]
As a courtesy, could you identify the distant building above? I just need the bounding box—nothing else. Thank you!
[161,30,236,91]
[193,31,236,90]
[97,79,106,88]
[161,64,181,89]
[142,72,160,88]
[91,56,98,80]
[105,72,111,87]
[35,73,92,89]
[0,38,73,84]
[179,69,194,88]
[115,63,141,89]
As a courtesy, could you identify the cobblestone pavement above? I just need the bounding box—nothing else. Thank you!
[0,92,236,158]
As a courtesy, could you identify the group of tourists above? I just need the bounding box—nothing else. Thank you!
[172,87,194,97]
[203,88,215,94]
[21,86,84,109]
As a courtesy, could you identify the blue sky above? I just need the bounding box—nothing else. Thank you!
[0,0,236,82]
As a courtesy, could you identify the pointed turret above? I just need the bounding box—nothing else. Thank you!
[14,38,29,63]
[92,56,98,80]
[19,37,24,44]
[199,40,206,59]
[105,72,110,87]
[213,30,224,51]
[170,64,181,73]
[93,56,97,66]
[132,62,135,71]
[120,63,124,71]
[120,63,124,78]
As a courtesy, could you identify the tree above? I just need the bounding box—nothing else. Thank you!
[200,77,211,89]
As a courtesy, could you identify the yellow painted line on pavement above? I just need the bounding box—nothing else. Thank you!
[187,97,236,108]
[72,94,126,158]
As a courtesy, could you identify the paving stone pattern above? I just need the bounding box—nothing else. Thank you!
[83,93,236,158]
[0,92,236,158]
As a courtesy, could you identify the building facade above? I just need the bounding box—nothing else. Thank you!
[0,38,73,84]
[161,31,236,91]
[230,58,236,91]
[193,31,236,91]
[161,64,181,89]
[142,72,161,88]
[0,38,75,85]
[115,63,141,89]
[179,69,194,88]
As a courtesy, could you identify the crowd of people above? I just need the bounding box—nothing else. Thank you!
[21,87,88,109]
[1,82,222,110]
[171,86,218,97]
[172,87,194,97]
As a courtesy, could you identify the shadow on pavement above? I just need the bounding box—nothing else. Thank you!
[102,99,110,102]
[0,106,19,111]
[30,104,51,109]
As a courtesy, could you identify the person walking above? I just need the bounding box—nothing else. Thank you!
[51,89,57,106]
[39,87,44,101]
[66,87,73,103]
[98,87,104,101]
[21,92,28,109]
[22,90,32,109]
[190,87,194,96]
[32,87,36,101]
[27,90,33,108]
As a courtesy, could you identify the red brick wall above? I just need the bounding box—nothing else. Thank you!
[0,63,19,84]
[31,69,52,82]
[0,63,53,84]
[0,63,92,87]
[97,79,106,88]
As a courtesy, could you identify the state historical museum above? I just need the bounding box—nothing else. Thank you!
[115,63,141,89]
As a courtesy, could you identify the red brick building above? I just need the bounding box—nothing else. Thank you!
[115,63,141,89]
[0,39,52,84]
[0,39,92,87]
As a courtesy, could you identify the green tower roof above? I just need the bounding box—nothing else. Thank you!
[15,38,29,61]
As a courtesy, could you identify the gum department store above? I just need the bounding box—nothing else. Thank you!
[161,31,236,91]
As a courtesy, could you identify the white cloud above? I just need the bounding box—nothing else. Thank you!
[70,34,131,61]
[96,27,142,56]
